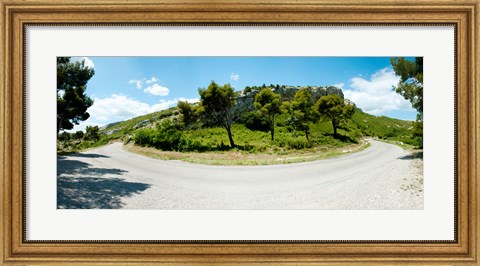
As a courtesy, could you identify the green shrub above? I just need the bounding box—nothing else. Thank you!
[240,111,270,132]
[85,125,100,141]
[133,120,212,152]
[133,128,156,147]
[276,137,313,150]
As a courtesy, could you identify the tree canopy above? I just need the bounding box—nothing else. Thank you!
[254,88,282,140]
[177,101,198,128]
[85,125,100,141]
[57,57,95,133]
[198,81,237,147]
[282,88,316,141]
[315,94,355,137]
[390,57,423,116]
[390,57,423,147]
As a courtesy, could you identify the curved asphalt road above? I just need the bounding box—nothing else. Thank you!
[57,139,423,209]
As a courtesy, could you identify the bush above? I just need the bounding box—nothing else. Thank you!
[73,130,84,140]
[241,111,270,132]
[58,131,71,142]
[85,125,100,141]
[152,120,183,150]
[133,128,156,147]
[276,137,313,150]
[133,120,211,152]
[133,119,183,151]
[179,138,208,152]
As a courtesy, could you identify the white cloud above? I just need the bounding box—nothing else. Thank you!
[230,73,240,81]
[71,57,95,68]
[128,76,169,96]
[177,97,200,104]
[145,76,158,84]
[333,83,345,89]
[343,68,415,115]
[67,95,200,132]
[82,57,95,68]
[86,94,175,122]
[128,79,143,89]
[143,84,170,96]
[65,122,102,133]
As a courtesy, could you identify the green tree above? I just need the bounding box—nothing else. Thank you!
[241,111,270,132]
[57,57,95,133]
[282,88,315,141]
[133,120,184,151]
[390,57,423,114]
[315,94,355,137]
[254,88,282,140]
[73,130,84,140]
[85,125,100,141]
[390,57,423,146]
[177,101,197,128]
[58,131,71,142]
[198,81,237,147]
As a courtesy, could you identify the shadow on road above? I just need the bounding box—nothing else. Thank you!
[64,153,110,159]
[399,151,423,160]
[57,156,150,209]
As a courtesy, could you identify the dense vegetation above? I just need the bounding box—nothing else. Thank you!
[57,82,418,155]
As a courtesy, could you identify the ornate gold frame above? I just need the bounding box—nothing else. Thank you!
[1,0,479,265]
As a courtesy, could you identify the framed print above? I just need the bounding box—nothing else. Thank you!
[1,0,479,265]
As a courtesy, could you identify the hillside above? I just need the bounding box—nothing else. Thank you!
[100,106,414,145]
[57,85,417,157]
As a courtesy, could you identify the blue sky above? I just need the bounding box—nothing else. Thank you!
[69,56,417,131]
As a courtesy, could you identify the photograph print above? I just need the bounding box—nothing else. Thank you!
[56,56,423,210]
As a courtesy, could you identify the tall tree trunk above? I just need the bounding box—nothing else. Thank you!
[332,120,337,137]
[305,128,309,141]
[225,125,235,147]
[270,114,275,141]
[270,125,274,141]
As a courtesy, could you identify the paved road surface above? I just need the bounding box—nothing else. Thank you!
[57,139,423,209]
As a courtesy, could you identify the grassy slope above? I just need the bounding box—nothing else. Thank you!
[59,105,415,162]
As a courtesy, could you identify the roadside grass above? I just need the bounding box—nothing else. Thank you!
[57,136,111,154]
[58,105,419,159]
[125,139,370,165]
[375,138,415,150]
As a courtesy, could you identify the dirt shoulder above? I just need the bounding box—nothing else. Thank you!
[124,139,371,166]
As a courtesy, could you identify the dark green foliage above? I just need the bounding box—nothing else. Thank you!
[133,120,184,151]
[57,57,95,133]
[241,111,270,132]
[390,57,423,147]
[73,131,84,140]
[198,81,237,147]
[58,131,71,142]
[133,120,210,152]
[254,88,282,140]
[390,57,423,114]
[315,94,355,137]
[275,137,313,150]
[177,101,198,128]
[85,125,100,141]
[132,128,155,147]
